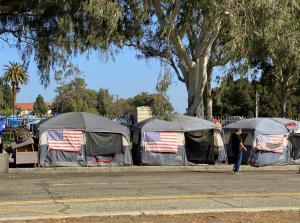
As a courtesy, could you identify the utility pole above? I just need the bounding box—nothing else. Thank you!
[116,94,119,117]
[255,91,259,118]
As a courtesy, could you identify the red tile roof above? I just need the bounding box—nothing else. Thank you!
[16,102,53,111]
[16,103,33,110]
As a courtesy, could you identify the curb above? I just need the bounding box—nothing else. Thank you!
[6,164,300,174]
[0,206,299,222]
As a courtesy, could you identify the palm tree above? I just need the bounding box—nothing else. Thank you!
[2,62,29,115]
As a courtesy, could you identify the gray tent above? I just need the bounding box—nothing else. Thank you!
[38,112,131,167]
[223,118,289,166]
[132,115,226,166]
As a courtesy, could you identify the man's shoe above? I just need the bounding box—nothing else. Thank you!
[234,171,243,174]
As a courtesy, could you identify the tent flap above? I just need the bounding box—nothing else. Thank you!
[185,131,214,163]
[85,132,123,156]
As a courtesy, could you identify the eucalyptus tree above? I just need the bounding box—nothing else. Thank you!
[0,0,130,85]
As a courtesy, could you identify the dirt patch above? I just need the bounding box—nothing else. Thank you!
[1,211,299,223]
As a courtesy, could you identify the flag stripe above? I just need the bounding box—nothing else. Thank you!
[47,129,82,152]
[256,135,286,153]
[144,131,180,153]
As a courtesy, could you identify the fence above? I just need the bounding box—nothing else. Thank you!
[210,116,300,127]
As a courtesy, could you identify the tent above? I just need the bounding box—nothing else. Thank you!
[0,115,6,133]
[290,121,300,164]
[271,118,300,164]
[131,115,226,166]
[7,115,22,127]
[38,112,132,167]
[223,118,289,166]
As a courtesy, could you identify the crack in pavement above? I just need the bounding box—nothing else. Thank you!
[39,180,71,215]
[211,198,241,208]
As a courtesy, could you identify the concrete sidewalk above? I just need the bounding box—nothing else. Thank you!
[7,164,300,174]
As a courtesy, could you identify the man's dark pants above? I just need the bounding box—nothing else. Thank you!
[233,152,242,172]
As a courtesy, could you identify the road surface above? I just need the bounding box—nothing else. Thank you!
[0,170,299,221]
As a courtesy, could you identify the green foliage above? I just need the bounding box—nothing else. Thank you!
[1,61,29,114]
[53,78,98,114]
[130,91,173,117]
[213,76,255,117]
[2,62,29,86]
[0,108,13,116]
[113,98,133,117]
[97,89,114,118]
[212,73,300,117]
[129,92,152,107]
[33,94,47,116]
[0,0,141,86]
[54,79,173,118]
[0,82,12,111]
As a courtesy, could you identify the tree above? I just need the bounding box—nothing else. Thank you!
[213,76,255,117]
[33,94,47,116]
[126,1,230,117]
[0,80,13,115]
[129,92,152,108]
[0,0,143,86]
[126,0,276,117]
[2,62,29,115]
[1,84,13,109]
[97,88,114,118]
[129,91,173,117]
[112,98,133,117]
[53,78,98,113]
[229,1,300,117]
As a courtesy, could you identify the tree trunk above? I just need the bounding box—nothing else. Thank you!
[278,68,288,118]
[206,66,213,119]
[187,55,208,118]
[12,86,16,115]
[280,81,287,118]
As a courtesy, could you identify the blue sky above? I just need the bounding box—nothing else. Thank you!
[0,43,190,113]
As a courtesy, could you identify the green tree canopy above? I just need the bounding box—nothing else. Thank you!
[0,0,138,85]
[33,94,47,116]
[97,88,114,118]
[53,78,98,114]
[2,61,29,114]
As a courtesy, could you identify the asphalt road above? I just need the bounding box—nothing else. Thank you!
[0,170,299,221]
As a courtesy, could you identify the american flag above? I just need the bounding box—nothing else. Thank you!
[47,130,83,152]
[144,131,180,153]
[256,135,286,153]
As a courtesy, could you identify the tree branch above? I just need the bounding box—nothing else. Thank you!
[152,0,193,69]
[195,18,222,58]
[169,57,185,83]
[0,0,21,12]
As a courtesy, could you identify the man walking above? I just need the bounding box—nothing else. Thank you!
[232,128,247,174]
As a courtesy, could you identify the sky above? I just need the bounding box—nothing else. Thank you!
[0,43,191,113]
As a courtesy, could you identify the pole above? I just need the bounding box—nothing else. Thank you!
[255,91,259,118]
[116,94,119,117]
